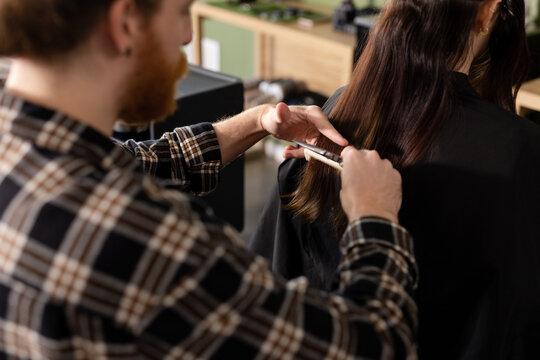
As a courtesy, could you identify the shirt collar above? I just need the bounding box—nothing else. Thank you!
[0,90,136,171]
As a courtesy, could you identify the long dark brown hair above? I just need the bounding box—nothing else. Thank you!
[288,0,530,235]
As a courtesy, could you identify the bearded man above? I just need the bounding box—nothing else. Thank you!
[0,0,418,358]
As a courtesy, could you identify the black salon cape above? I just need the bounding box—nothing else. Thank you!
[248,73,540,359]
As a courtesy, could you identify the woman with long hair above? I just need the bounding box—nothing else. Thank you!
[249,0,540,358]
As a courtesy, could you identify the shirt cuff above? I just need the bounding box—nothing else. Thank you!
[167,123,222,195]
[174,122,222,166]
[340,216,417,285]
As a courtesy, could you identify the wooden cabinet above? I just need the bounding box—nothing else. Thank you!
[517,77,540,115]
[191,1,357,97]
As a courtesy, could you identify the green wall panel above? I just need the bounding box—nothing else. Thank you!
[202,19,254,78]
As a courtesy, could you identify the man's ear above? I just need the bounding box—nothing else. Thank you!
[475,0,502,33]
[107,0,139,56]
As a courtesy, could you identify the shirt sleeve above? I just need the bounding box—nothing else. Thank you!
[137,216,418,359]
[118,123,222,195]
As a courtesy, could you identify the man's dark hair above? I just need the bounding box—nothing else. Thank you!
[0,0,160,59]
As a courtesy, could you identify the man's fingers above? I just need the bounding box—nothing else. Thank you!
[341,146,367,161]
[275,102,289,124]
[341,148,382,162]
[339,146,402,224]
[287,105,348,147]
[305,106,348,146]
[282,145,305,159]
[340,146,356,159]
[319,125,349,147]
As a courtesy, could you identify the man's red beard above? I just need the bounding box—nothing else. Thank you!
[117,31,188,126]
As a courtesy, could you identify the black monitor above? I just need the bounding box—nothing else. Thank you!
[153,66,245,231]
[115,65,245,231]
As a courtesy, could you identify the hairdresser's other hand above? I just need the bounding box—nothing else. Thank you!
[340,147,402,224]
[259,103,348,158]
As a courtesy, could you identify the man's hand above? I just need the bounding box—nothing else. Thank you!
[340,147,402,224]
[259,103,348,158]
[213,103,347,166]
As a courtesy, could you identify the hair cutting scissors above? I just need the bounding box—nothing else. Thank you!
[292,139,343,171]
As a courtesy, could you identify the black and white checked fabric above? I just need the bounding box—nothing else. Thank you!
[0,91,418,359]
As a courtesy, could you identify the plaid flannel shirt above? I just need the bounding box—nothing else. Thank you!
[0,91,418,359]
